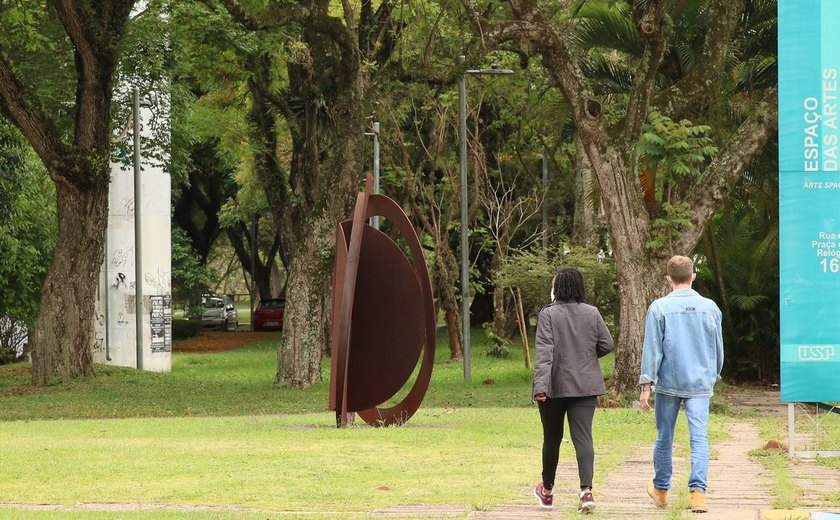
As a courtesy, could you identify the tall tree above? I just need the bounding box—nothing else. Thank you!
[0,0,136,384]
[186,0,401,386]
[385,90,466,360]
[468,0,778,393]
[172,140,236,264]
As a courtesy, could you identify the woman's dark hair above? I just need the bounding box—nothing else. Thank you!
[552,267,586,303]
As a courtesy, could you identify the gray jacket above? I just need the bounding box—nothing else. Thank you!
[531,302,614,398]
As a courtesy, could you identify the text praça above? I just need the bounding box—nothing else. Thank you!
[803,68,839,171]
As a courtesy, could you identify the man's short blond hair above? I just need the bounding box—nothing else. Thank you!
[667,255,694,284]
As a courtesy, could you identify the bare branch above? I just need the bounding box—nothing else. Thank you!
[341,0,354,31]
[388,106,433,236]
[52,0,98,76]
[674,87,778,252]
[624,0,670,151]
[0,54,66,175]
[656,0,744,118]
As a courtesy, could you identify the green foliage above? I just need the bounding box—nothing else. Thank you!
[696,174,779,381]
[646,201,695,251]
[732,0,778,92]
[170,227,210,316]
[482,322,511,359]
[637,112,717,185]
[171,318,200,341]
[637,112,716,253]
[0,122,25,224]
[0,122,56,363]
[574,2,643,57]
[495,245,618,326]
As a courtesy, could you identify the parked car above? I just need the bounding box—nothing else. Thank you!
[201,294,238,331]
[252,298,286,331]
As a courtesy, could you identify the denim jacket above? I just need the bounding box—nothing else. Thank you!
[638,289,724,398]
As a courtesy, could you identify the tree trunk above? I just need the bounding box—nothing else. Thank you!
[275,212,336,386]
[31,178,108,385]
[583,145,662,396]
[572,134,600,247]
[274,47,366,384]
[490,244,507,337]
[227,223,277,299]
[492,280,506,337]
[268,6,367,387]
[444,307,463,361]
[609,256,665,395]
[433,241,463,360]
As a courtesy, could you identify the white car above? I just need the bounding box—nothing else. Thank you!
[200,294,238,331]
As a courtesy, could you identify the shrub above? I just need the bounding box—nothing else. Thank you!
[496,244,618,330]
[483,323,511,359]
[173,318,201,340]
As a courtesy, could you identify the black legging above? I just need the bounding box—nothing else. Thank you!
[538,395,597,491]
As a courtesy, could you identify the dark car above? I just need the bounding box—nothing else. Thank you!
[253,298,286,331]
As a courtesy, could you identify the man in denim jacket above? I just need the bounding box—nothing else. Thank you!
[638,255,723,514]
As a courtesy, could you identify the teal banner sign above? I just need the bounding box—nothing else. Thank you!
[779,0,840,402]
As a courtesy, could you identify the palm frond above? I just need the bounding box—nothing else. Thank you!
[581,54,635,94]
[730,293,769,312]
[573,4,644,57]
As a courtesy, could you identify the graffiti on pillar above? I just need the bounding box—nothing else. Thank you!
[144,268,171,292]
[120,197,135,219]
[116,313,129,328]
[111,248,133,269]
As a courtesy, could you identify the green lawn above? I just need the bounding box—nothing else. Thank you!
[0,329,556,421]
[0,407,666,512]
[0,329,733,519]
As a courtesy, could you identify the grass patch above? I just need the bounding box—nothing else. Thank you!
[0,407,653,513]
[0,327,729,517]
[0,328,588,421]
[750,417,800,508]
[749,447,799,509]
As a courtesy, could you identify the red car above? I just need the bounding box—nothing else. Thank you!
[252,298,286,331]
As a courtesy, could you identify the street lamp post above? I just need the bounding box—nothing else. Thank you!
[373,122,380,229]
[132,87,154,370]
[458,55,514,381]
[365,122,381,229]
[542,149,548,250]
[250,215,257,330]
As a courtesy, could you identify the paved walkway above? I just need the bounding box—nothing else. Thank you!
[462,419,777,519]
[374,388,840,519]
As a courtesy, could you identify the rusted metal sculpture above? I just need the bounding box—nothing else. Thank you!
[329,176,436,427]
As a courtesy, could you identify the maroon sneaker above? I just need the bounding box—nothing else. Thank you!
[534,482,553,509]
[579,489,595,513]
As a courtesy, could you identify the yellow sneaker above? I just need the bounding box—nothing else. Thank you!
[690,489,707,513]
[647,481,668,508]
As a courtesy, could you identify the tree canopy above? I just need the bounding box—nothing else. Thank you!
[1,0,782,391]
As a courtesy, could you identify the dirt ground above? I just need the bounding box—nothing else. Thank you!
[173,330,281,353]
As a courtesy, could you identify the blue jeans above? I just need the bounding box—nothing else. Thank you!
[653,393,710,493]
